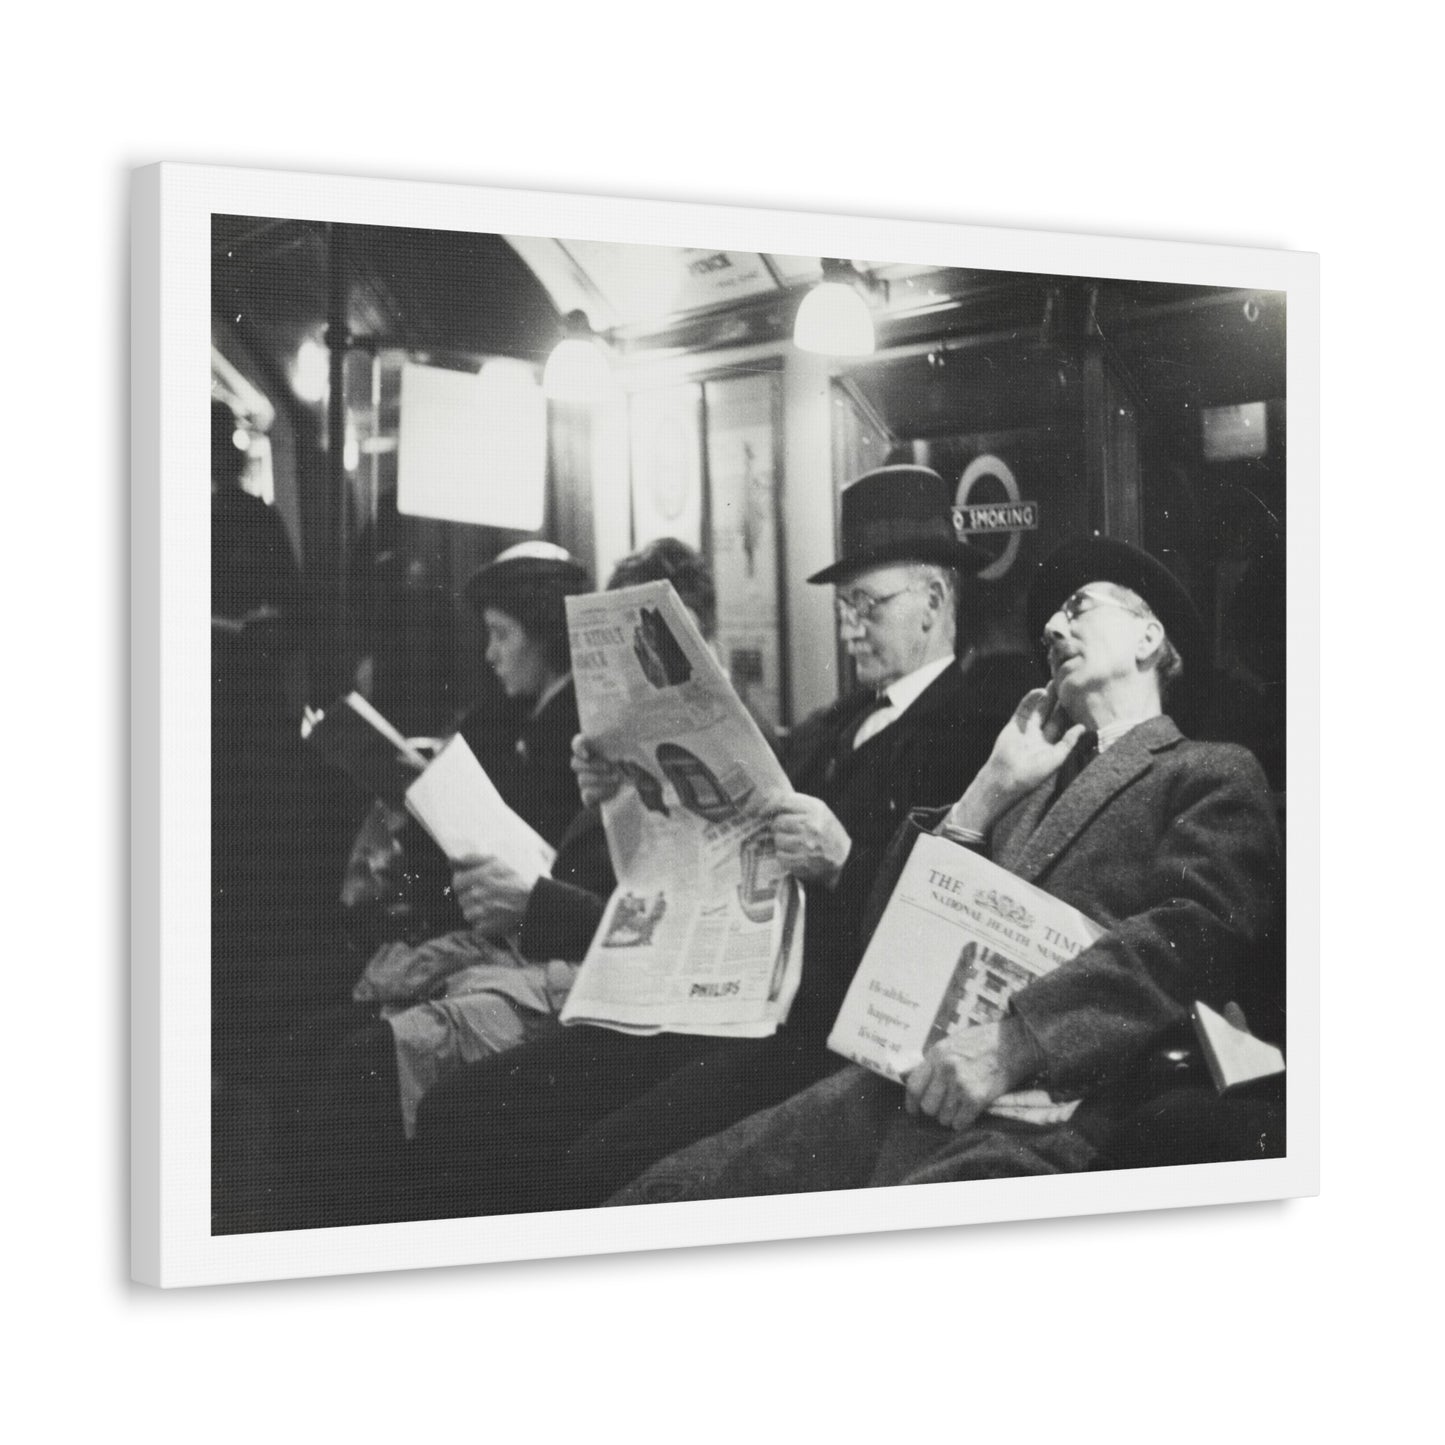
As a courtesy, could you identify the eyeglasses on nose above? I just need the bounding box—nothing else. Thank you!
[1054,590,1153,625]
[832,586,914,623]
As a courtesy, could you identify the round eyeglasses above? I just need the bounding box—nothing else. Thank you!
[832,585,916,624]
[1056,589,1153,625]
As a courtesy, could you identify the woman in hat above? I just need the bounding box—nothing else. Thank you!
[295,541,725,1226]
[339,542,591,950]
[454,541,593,849]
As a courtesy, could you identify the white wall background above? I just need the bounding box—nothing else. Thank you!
[9,4,1429,1440]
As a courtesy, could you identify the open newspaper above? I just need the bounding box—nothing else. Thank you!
[560,580,804,1037]
[828,829,1103,1123]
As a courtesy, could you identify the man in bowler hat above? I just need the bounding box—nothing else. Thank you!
[412,466,1026,1217]
[607,537,1283,1202]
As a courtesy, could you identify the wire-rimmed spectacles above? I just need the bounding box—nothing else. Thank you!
[833,585,916,624]
[1056,589,1154,625]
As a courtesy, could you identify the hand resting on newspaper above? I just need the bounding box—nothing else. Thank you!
[903,1017,1042,1131]
[944,683,1089,837]
[451,855,532,939]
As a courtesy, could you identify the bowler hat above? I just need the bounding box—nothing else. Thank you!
[1028,536,1210,728]
[807,465,990,585]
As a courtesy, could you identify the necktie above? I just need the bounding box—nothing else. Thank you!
[831,693,889,778]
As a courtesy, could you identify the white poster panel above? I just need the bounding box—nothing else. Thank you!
[705,371,783,730]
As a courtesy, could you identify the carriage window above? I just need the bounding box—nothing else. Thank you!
[1201,401,1268,462]
[397,359,547,528]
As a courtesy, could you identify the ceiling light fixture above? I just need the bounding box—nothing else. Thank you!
[290,335,330,403]
[793,259,878,357]
[542,310,615,402]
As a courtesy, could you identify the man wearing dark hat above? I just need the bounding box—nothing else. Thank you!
[605,537,1283,1202]
[412,466,1025,1217]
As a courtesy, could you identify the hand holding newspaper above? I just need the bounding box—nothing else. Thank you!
[560,581,804,1037]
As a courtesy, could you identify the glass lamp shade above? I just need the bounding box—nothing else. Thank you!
[290,337,330,402]
[793,282,876,356]
[542,336,614,402]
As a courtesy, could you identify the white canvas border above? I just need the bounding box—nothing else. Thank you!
[132,162,1319,1288]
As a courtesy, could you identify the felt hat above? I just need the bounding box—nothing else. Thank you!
[462,543,592,676]
[463,542,591,618]
[807,465,991,585]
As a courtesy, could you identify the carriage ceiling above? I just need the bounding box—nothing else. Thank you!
[212,215,1285,442]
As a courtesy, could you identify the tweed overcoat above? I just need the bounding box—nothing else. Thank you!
[606,715,1283,1202]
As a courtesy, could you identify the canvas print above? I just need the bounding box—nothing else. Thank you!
[133,165,1316,1285]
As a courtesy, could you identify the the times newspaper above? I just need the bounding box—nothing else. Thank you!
[829,828,1103,1122]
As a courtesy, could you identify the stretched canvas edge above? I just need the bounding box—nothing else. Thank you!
[132,161,1319,1288]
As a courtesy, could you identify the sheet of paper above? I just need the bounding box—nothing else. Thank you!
[404,734,555,883]
[1192,1000,1286,1092]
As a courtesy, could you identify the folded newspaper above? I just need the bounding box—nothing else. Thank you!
[560,580,804,1037]
[828,829,1104,1124]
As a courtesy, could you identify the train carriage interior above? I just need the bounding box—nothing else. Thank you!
[211,216,1287,1233]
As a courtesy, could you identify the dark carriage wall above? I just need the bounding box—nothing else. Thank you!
[214,214,1287,759]
[843,286,1287,727]
[213,214,584,736]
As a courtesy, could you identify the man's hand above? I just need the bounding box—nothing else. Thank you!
[903,1019,1040,1132]
[571,734,625,807]
[945,685,1089,836]
[763,793,852,887]
[451,855,533,936]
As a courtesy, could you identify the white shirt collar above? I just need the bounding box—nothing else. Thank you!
[530,672,571,720]
[879,653,954,715]
[1095,709,1162,753]
[851,654,954,751]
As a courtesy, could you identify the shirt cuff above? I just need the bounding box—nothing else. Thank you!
[936,816,986,847]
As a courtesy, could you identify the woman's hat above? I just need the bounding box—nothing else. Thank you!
[807,465,991,585]
[462,542,593,676]
[463,542,590,618]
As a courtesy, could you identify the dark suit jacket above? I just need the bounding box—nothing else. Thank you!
[517,805,613,964]
[782,652,1028,1033]
[404,678,586,937]
[875,716,1281,1095]
[492,678,583,850]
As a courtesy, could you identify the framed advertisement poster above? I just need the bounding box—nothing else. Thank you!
[704,370,786,730]
[133,162,1317,1287]
[629,383,705,552]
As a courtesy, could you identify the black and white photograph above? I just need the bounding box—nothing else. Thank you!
[24,9,1442,1440]
[133,165,1317,1285]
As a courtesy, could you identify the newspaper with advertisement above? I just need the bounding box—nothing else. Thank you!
[560,581,805,1036]
[828,829,1105,1123]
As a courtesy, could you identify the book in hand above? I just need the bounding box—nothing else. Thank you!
[301,691,430,806]
[1191,1000,1286,1094]
[403,733,555,886]
[827,829,1103,1123]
